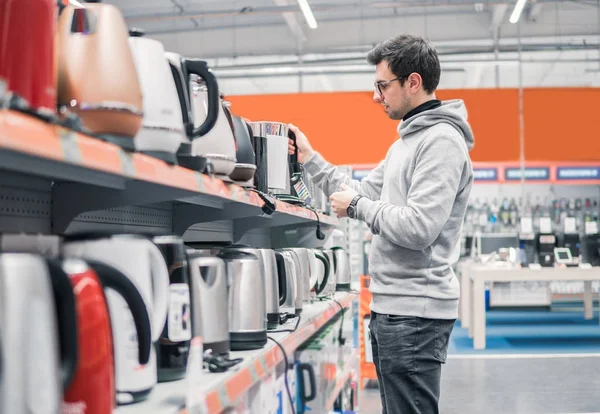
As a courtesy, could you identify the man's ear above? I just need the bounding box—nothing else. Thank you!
[408,72,422,93]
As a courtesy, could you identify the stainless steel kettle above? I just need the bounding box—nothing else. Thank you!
[165,52,220,172]
[0,254,78,414]
[275,251,297,315]
[128,29,185,165]
[186,250,230,356]
[218,249,267,351]
[332,247,351,291]
[309,249,330,298]
[279,250,304,315]
[284,248,312,304]
[321,249,337,297]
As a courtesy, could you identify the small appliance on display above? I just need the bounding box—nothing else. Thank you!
[218,249,267,351]
[275,250,297,317]
[63,259,152,414]
[62,233,170,404]
[186,250,231,356]
[0,254,78,414]
[191,85,238,177]
[249,121,292,197]
[128,29,186,164]
[229,115,257,187]
[332,247,351,291]
[554,247,578,267]
[57,1,144,150]
[537,233,556,267]
[0,0,58,121]
[165,53,220,171]
[582,232,600,266]
[153,236,192,383]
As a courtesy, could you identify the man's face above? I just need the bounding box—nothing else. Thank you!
[373,61,412,120]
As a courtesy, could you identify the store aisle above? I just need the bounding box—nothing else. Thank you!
[358,356,600,414]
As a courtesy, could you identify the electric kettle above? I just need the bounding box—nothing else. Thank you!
[284,248,312,304]
[0,254,78,414]
[280,250,304,315]
[332,247,351,291]
[223,246,280,330]
[165,53,220,171]
[57,1,144,150]
[228,115,257,186]
[309,249,330,298]
[218,249,267,351]
[191,89,237,178]
[321,249,337,297]
[276,251,297,316]
[63,259,152,414]
[0,0,57,119]
[187,250,230,356]
[62,233,170,404]
[128,29,185,165]
[153,236,192,382]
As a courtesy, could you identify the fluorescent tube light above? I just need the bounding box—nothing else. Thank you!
[509,0,527,24]
[297,0,318,29]
[69,0,85,7]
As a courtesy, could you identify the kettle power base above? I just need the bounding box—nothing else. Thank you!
[230,331,268,351]
[177,154,208,172]
[204,339,231,357]
[116,388,152,406]
[95,133,136,152]
[140,150,178,165]
[157,366,187,383]
[336,283,351,292]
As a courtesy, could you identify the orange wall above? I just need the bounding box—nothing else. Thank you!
[228,88,600,165]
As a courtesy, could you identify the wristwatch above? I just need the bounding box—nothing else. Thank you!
[347,195,363,219]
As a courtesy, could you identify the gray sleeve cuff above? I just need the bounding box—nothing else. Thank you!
[302,152,327,177]
[356,196,374,222]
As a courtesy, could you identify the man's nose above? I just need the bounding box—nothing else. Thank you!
[373,90,383,102]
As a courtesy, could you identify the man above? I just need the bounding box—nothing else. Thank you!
[288,34,475,414]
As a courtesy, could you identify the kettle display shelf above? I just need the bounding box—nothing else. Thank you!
[115,291,356,414]
[0,110,338,237]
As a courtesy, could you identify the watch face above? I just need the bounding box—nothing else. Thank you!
[347,206,355,218]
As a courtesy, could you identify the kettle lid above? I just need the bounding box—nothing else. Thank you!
[129,27,145,37]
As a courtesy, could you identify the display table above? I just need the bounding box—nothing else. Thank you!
[462,264,600,349]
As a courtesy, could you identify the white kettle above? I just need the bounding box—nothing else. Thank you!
[128,29,185,165]
[62,233,170,404]
[191,85,237,178]
[165,53,221,172]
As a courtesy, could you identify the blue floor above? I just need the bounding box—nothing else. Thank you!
[450,306,600,354]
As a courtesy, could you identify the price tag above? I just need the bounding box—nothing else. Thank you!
[186,337,206,413]
[520,217,533,234]
[585,221,599,235]
[479,213,488,226]
[564,217,577,234]
[539,217,552,234]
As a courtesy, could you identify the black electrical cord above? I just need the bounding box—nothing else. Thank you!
[332,298,347,346]
[267,336,296,414]
[304,205,325,240]
[269,314,302,334]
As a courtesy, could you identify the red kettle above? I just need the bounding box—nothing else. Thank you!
[62,259,152,414]
[0,0,57,113]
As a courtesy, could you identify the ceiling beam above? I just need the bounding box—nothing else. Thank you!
[489,3,508,31]
[272,0,308,46]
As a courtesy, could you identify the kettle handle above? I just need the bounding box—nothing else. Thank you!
[184,59,220,138]
[288,130,301,175]
[46,259,78,391]
[275,252,287,306]
[148,241,171,341]
[314,252,330,295]
[89,261,152,366]
[297,362,317,408]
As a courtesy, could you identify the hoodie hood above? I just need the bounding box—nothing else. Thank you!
[398,99,475,150]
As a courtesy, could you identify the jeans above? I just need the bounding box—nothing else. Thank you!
[368,312,455,414]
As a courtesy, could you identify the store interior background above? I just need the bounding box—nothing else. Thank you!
[112,1,600,413]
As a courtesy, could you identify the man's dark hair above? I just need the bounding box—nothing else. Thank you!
[367,34,441,94]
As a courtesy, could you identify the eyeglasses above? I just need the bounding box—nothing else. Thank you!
[374,74,411,97]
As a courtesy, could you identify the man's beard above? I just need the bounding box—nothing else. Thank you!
[386,95,411,120]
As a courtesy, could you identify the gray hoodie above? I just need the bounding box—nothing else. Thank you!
[304,99,474,320]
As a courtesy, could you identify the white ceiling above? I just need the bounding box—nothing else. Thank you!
[107,0,600,93]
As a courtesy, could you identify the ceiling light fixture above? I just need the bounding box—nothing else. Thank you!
[509,0,527,24]
[297,0,318,29]
[69,0,85,7]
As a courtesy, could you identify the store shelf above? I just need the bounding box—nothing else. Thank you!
[115,292,356,414]
[324,349,359,412]
[0,110,338,235]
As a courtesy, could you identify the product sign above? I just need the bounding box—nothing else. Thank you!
[504,167,550,181]
[473,168,498,182]
[556,167,600,180]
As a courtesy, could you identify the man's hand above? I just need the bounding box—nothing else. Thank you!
[330,184,358,218]
[288,124,315,163]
